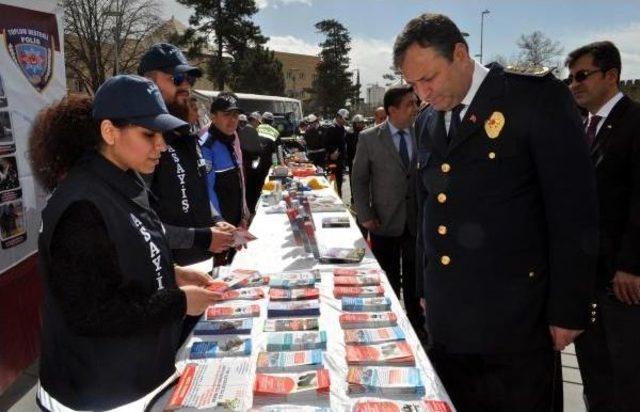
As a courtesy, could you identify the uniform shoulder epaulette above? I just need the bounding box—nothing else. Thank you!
[503,65,553,78]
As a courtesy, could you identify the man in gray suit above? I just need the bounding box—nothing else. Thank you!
[352,84,422,330]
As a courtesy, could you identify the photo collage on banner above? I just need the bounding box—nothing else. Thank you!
[0,72,25,249]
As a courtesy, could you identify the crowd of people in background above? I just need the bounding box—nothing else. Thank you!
[26,10,639,412]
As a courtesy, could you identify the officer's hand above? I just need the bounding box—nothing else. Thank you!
[549,325,582,352]
[419,298,427,316]
[329,150,339,161]
[181,285,221,316]
[175,266,213,288]
[215,221,237,233]
[209,228,234,253]
[362,219,380,231]
[612,270,640,305]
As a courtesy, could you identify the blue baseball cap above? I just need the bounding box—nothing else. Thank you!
[137,43,203,76]
[92,75,188,133]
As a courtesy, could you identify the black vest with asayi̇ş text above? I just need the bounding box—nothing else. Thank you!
[38,154,180,410]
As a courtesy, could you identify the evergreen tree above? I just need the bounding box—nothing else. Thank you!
[229,46,285,95]
[177,0,283,92]
[310,19,353,116]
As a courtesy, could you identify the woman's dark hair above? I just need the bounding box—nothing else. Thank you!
[29,93,100,192]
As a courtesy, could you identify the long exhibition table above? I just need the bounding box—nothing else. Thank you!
[156,181,455,411]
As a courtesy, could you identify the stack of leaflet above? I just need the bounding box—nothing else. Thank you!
[256,350,324,373]
[268,270,320,289]
[339,312,398,329]
[266,331,327,351]
[349,399,453,412]
[346,366,425,396]
[342,297,392,312]
[270,288,320,301]
[193,319,253,336]
[205,304,260,320]
[254,369,331,400]
[345,341,416,366]
[268,300,321,318]
[189,336,252,359]
[334,285,385,298]
[165,359,251,411]
[264,318,319,332]
[343,327,406,345]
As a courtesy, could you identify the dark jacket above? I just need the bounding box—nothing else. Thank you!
[590,94,640,288]
[415,64,599,354]
[324,121,347,168]
[38,153,184,410]
[150,130,218,265]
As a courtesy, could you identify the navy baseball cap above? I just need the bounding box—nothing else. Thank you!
[137,43,203,76]
[210,92,242,113]
[93,75,188,133]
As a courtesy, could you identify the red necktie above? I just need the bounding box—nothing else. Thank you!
[586,115,602,147]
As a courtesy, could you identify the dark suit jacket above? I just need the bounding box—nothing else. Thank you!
[414,64,599,354]
[351,121,417,237]
[324,122,346,168]
[591,95,640,288]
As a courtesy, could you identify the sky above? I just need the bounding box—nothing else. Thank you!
[161,0,640,92]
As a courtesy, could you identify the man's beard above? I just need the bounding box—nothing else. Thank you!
[166,99,191,122]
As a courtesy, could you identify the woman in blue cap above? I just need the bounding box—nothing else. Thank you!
[29,75,221,411]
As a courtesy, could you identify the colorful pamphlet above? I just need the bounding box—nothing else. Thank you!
[342,297,392,312]
[189,337,252,359]
[165,359,250,410]
[333,286,385,298]
[268,300,320,318]
[219,287,264,301]
[270,287,320,301]
[334,275,381,287]
[319,247,366,264]
[350,398,452,412]
[193,319,253,336]
[339,312,398,330]
[254,369,331,399]
[347,366,425,396]
[256,349,324,372]
[346,341,415,366]
[264,318,319,332]
[205,304,260,320]
[266,331,327,351]
[344,327,406,345]
[334,268,384,277]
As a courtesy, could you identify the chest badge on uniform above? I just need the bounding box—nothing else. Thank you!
[484,111,505,139]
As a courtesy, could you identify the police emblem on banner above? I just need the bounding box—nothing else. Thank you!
[5,27,54,92]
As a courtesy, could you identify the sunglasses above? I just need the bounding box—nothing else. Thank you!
[170,72,197,86]
[563,69,604,86]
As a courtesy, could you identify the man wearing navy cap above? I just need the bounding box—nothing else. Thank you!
[139,43,235,267]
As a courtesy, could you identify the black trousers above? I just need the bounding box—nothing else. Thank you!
[428,347,563,412]
[575,290,640,412]
[369,228,422,330]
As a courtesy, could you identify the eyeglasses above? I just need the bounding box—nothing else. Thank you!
[170,72,197,86]
[563,69,604,86]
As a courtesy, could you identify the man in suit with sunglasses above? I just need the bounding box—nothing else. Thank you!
[138,43,235,268]
[566,41,640,412]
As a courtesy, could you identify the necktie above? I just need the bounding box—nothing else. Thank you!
[586,115,602,147]
[398,130,409,169]
[447,104,465,145]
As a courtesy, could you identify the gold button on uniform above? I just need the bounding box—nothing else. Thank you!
[528,271,535,278]
[437,225,447,235]
[441,255,451,265]
[437,193,447,203]
[441,163,451,173]
[488,152,496,159]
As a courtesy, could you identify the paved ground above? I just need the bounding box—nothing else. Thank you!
[0,176,588,412]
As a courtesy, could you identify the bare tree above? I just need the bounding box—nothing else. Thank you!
[63,0,162,93]
[516,31,564,70]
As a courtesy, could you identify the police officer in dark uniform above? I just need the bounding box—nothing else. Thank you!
[138,43,234,266]
[394,14,599,411]
[31,76,221,411]
[325,108,349,197]
[303,114,326,168]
